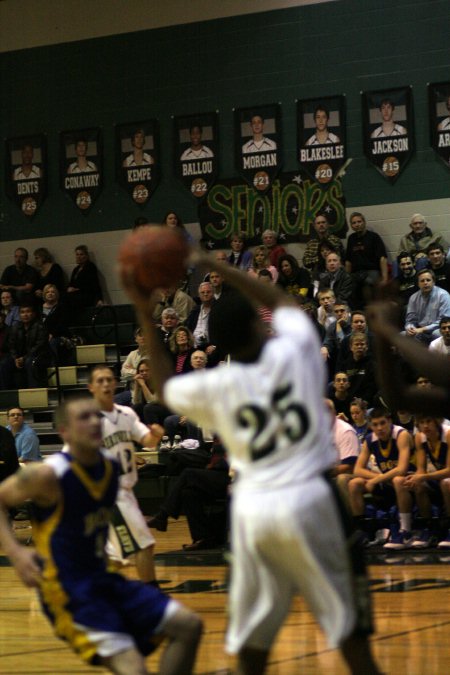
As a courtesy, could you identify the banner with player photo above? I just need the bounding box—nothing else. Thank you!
[234,104,282,193]
[116,120,160,206]
[5,134,47,218]
[297,96,346,187]
[174,112,218,200]
[198,171,346,249]
[61,128,102,212]
[362,86,414,184]
[428,81,450,171]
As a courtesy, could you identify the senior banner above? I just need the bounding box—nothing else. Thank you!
[428,81,450,171]
[174,112,219,200]
[198,171,346,249]
[362,86,414,184]
[60,128,102,212]
[297,95,346,186]
[234,104,282,193]
[116,120,160,206]
[5,134,47,217]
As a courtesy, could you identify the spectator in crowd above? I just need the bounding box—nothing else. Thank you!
[336,311,373,372]
[276,254,310,298]
[316,288,336,330]
[0,304,50,389]
[325,399,359,476]
[248,245,278,282]
[66,245,103,309]
[227,233,253,271]
[161,211,193,244]
[33,247,65,299]
[0,423,19,483]
[395,251,418,306]
[349,398,370,445]
[405,268,450,344]
[170,326,196,374]
[429,316,450,354]
[329,372,352,421]
[0,247,39,303]
[261,229,286,268]
[0,290,20,327]
[186,282,214,349]
[345,212,388,308]
[152,284,196,325]
[115,327,148,407]
[426,242,450,293]
[131,357,158,421]
[310,240,338,289]
[321,301,352,374]
[6,407,41,462]
[157,308,179,351]
[399,213,445,270]
[341,332,377,405]
[302,213,344,273]
[318,251,353,305]
[40,284,71,365]
[348,408,412,545]
[209,270,229,301]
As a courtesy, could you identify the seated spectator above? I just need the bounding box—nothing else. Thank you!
[276,254,310,298]
[247,245,278,282]
[405,268,450,344]
[227,232,253,271]
[170,326,196,374]
[157,308,179,351]
[349,398,370,445]
[395,251,418,307]
[162,211,194,244]
[6,407,41,462]
[399,213,445,270]
[0,290,20,327]
[65,245,103,309]
[336,311,374,372]
[329,371,352,421]
[209,270,229,302]
[426,242,450,292]
[131,358,158,421]
[114,327,148,406]
[316,288,336,330]
[302,213,344,273]
[148,441,230,550]
[341,332,377,405]
[0,423,19,483]
[318,250,353,305]
[40,284,71,365]
[310,239,338,289]
[345,211,388,309]
[0,303,50,389]
[33,247,65,299]
[321,301,351,373]
[0,247,38,303]
[261,229,286,268]
[186,282,214,349]
[429,315,450,354]
[325,399,360,475]
[152,284,196,325]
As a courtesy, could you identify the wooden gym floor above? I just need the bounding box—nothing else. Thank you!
[1,517,450,674]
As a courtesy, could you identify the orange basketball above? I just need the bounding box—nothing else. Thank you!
[118,226,189,293]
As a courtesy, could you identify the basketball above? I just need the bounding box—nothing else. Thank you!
[118,226,189,293]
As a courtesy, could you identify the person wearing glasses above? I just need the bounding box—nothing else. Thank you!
[6,407,41,463]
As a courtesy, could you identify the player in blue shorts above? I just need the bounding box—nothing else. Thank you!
[0,397,202,675]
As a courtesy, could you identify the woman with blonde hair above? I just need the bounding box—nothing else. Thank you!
[248,245,278,282]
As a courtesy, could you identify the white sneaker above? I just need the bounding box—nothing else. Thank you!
[437,529,450,548]
[159,436,171,451]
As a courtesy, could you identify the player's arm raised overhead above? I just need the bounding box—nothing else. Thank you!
[0,464,59,587]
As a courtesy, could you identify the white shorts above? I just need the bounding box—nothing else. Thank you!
[106,487,155,561]
[226,475,356,654]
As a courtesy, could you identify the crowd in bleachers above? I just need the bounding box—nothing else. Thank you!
[1,207,450,549]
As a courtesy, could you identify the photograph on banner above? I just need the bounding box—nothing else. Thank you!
[428,81,450,170]
[174,112,218,200]
[60,128,102,212]
[5,134,47,218]
[297,95,346,186]
[234,104,282,193]
[116,120,160,206]
[198,171,346,249]
[362,86,413,183]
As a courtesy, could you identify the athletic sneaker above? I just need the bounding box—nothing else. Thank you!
[383,528,413,550]
[172,435,183,451]
[437,529,450,548]
[411,528,435,549]
[159,436,171,451]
